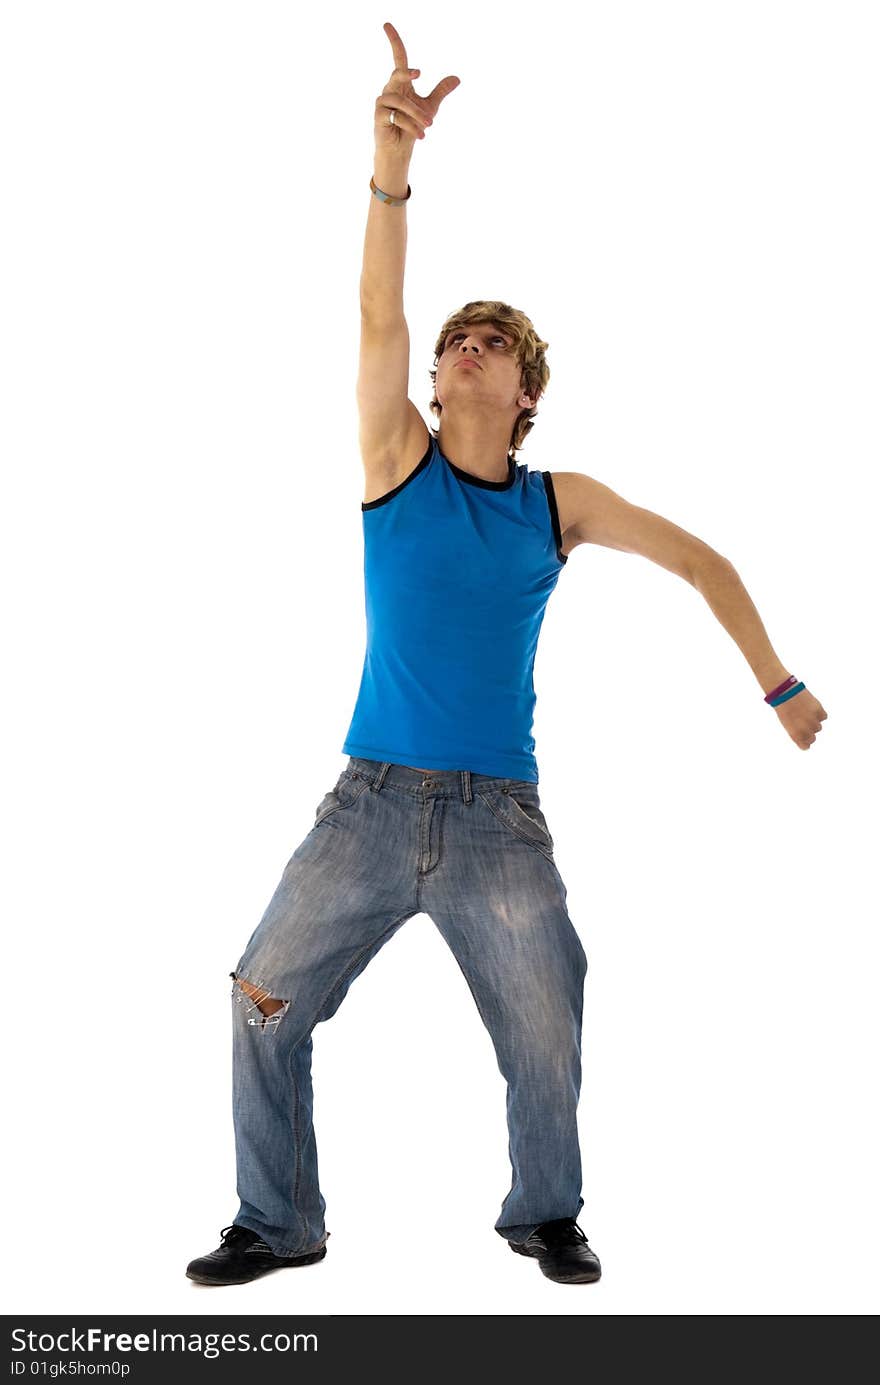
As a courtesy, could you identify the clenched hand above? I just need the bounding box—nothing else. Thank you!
[774,687,828,749]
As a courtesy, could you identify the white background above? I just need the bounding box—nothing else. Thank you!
[2,0,877,1318]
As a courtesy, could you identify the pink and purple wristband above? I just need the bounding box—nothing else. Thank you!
[764,673,806,707]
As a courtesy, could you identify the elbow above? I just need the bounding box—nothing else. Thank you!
[689,548,734,587]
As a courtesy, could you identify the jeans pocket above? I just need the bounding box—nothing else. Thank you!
[312,770,368,827]
[478,784,555,856]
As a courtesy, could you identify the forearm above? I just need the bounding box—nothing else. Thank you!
[691,557,792,695]
[360,150,413,320]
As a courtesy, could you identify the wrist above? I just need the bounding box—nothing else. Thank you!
[371,166,411,202]
[374,151,412,179]
[759,666,793,698]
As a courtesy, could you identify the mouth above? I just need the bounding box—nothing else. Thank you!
[456,361,481,370]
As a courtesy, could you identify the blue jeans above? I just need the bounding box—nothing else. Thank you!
[230,757,588,1255]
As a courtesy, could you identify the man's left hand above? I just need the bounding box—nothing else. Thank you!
[774,687,828,749]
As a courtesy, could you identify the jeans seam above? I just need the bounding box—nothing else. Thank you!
[300,907,416,1038]
[292,1052,302,1229]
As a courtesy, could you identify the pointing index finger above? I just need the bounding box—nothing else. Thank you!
[383,21,409,71]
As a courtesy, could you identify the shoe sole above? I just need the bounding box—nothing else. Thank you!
[508,1241,601,1284]
[186,1245,327,1285]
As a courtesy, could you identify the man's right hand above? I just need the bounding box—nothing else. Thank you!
[374,21,461,158]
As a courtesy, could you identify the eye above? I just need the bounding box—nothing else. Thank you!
[448,333,508,347]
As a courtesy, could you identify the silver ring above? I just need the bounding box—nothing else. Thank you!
[389,110,395,126]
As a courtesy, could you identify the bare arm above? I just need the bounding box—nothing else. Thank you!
[360,22,460,321]
[554,470,829,749]
[357,24,460,472]
[360,149,412,323]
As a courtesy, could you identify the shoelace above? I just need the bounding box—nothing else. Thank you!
[537,1219,589,1246]
[220,1224,260,1247]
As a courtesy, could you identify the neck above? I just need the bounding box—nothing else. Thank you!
[437,417,514,482]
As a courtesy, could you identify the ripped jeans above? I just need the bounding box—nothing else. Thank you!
[230,757,589,1256]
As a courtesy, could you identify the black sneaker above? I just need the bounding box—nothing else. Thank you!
[186,1224,329,1285]
[509,1218,601,1284]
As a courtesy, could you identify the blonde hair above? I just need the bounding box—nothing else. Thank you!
[428,301,550,459]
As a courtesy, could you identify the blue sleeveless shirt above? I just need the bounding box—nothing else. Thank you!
[341,434,567,783]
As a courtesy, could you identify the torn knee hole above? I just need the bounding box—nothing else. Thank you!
[230,972,290,1029]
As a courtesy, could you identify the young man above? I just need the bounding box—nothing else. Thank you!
[186,23,827,1290]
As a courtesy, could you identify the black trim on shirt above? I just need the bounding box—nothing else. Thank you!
[362,436,434,510]
[441,447,517,490]
[541,472,568,565]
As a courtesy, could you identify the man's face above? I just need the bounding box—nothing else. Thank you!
[435,322,534,414]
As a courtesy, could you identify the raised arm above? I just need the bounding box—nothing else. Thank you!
[360,22,458,314]
[357,23,460,479]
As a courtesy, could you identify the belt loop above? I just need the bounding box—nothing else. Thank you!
[371,762,391,793]
[460,768,473,804]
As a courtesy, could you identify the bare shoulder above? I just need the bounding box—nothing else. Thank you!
[362,403,432,506]
[547,469,720,581]
[545,470,593,557]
